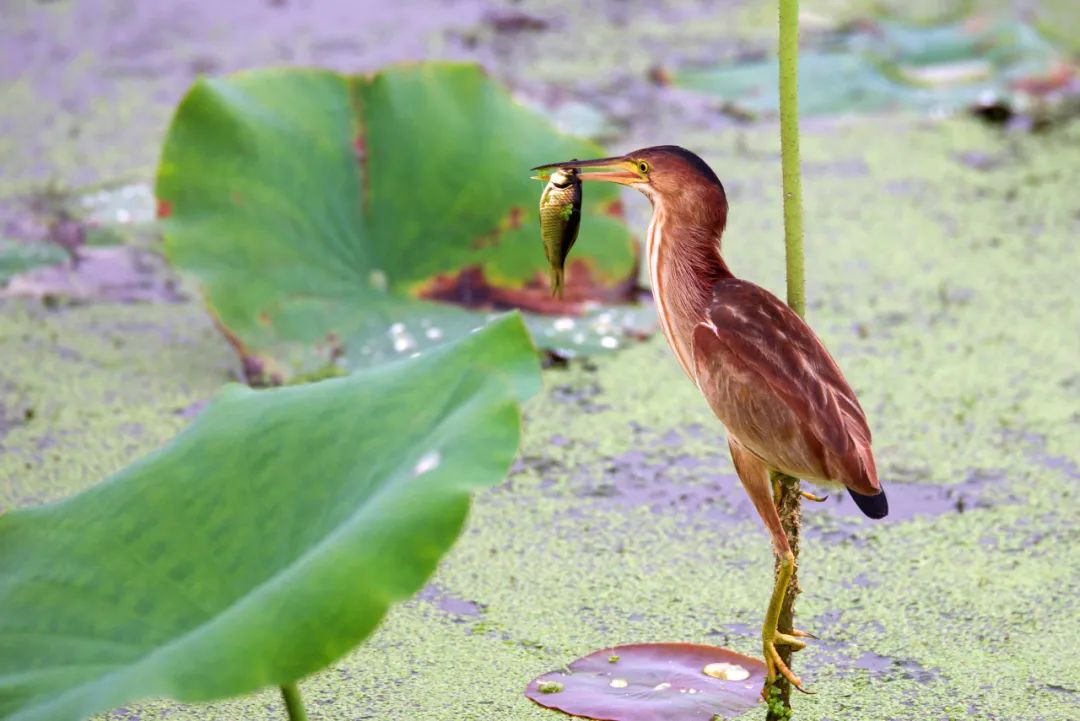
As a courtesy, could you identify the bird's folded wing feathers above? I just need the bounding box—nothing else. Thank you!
[691,278,876,492]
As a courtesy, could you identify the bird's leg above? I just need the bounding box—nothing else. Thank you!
[800,489,828,503]
[728,439,812,695]
[761,547,812,692]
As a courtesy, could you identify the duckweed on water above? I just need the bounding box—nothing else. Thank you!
[2,38,1079,721]
[0,114,1072,721]
[4,0,1080,719]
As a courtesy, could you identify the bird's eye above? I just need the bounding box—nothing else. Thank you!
[638,161,650,174]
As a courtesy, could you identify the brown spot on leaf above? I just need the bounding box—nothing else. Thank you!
[507,205,524,229]
[1011,62,1076,97]
[210,314,282,387]
[415,258,636,314]
[602,199,626,219]
[471,231,499,251]
[352,125,370,209]
[257,312,271,327]
[240,354,282,388]
[322,332,345,361]
[471,205,530,250]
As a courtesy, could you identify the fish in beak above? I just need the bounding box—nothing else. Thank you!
[531,156,647,186]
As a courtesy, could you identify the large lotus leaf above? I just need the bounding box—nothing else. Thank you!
[0,313,539,721]
[157,63,638,378]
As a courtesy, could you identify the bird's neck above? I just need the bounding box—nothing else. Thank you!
[646,204,732,379]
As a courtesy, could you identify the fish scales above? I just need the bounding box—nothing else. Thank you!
[538,168,582,298]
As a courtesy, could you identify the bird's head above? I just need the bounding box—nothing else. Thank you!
[532,145,727,217]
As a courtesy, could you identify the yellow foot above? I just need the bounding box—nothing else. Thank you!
[759,548,815,698]
[800,490,828,502]
[761,627,817,698]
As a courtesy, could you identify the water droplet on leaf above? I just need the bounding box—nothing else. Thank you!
[413,451,441,476]
[370,269,388,292]
[702,662,750,681]
[553,317,575,332]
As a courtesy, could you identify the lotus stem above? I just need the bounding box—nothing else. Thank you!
[281,683,309,721]
[779,0,805,319]
[770,0,805,719]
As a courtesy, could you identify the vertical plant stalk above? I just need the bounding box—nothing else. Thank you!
[769,0,805,719]
[281,683,310,721]
[779,0,805,319]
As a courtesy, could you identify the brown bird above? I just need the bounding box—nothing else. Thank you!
[532,146,887,693]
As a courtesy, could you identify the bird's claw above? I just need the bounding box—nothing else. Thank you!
[762,627,815,697]
[800,490,828,502]
[789,628,818,640]
[772,631,808,650]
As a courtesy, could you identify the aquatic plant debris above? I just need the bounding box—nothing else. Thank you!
[1,246,183,303]
[525,643,765,720]
[0,238,68,286]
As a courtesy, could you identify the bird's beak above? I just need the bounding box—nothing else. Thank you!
[531,155,645,185]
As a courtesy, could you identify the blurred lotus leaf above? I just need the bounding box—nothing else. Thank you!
[675,18,1073,118]
[0,239,69,286]
[0,313,540,721]
[157,63,639,379]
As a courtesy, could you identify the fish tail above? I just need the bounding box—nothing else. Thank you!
[550,267,564,299]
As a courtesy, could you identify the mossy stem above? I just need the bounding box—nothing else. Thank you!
[281,682,309,721]
[770,0,805,718]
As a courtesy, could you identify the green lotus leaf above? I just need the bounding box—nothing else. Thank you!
[675,18,1066,118]
[0,312,540,721]
[157,63,638,379]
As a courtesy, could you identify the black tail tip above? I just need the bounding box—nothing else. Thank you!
[847,487,888,519]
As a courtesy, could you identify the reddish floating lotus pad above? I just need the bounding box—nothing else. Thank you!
[525,643,766,721]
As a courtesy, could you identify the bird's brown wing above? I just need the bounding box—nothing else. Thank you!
[691,277,878,494]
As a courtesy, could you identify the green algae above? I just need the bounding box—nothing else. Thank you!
[765,684,790,721]
[0,298,238,510]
